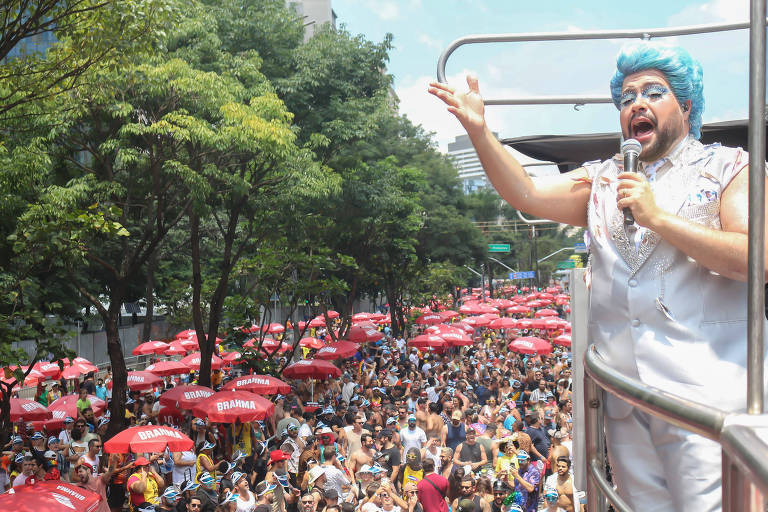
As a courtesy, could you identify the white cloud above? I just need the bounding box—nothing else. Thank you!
[375,1,400,20]
[418,33,442,49]
[668,0,748,25]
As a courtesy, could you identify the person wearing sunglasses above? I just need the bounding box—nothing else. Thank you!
[542,487,568,512]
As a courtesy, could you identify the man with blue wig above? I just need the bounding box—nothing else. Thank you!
[429,41,768,512]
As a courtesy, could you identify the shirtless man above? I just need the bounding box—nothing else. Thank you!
[414,399,429,432]
[547,432,570,477]
[347,433,375,480]
[545,457,582,512]
[425,403,443,439]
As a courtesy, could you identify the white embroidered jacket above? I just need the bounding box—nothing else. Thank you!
[583,137,768,419]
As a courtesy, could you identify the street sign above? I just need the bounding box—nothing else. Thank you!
[573,242,587,253]
[508,271,536,280]
[488,244,511,253]
[556,260,576,269]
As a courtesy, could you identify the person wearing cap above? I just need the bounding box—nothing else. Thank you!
[544,457,582,512]
[541,487,568,512]
[195,440,225,487]
[228,470,254,512]
[155,485,181,511]
[509,450,539,512]
[128,456,166,509]
[489,480,512,512]
[306,465,327,505]
[194,471,218,512]
[76,453,119,512]
[265,449,299,510]
[375,429,401,483]
[177,480,201,512]
[76,437,101,477]
[400,414,427,454]
[453,427,487,474]
[441,410,465,452]
[254,480,276,507]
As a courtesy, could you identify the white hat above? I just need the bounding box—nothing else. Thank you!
[308,466,326,485]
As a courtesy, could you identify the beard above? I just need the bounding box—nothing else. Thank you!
[639,121,681,163]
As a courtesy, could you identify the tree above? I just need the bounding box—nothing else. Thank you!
[0,0,176,119]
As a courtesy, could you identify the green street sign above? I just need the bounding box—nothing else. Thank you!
[556,260,576,269]
[488,244,511,253]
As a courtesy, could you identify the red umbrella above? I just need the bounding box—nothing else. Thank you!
[126,371,162,391]
[9,398,51,422]
[553,335,572,347]
[222,351,242,363]
[300,337,324,349]
[315,341,360,360]
[157,404,184,427]
[132,340,170,355]
[192,390,275,423]
[283,359,341,380]
[309,317,326,328]
[261,323,285,334]
[104,424,194,454]
[462,316,490,327]
[509,336,553,355]
[517,318,534,330]
[178,338,199,350]
[32,361,62,378]
[352,312,373,322]
[180,352,223,370]
[159,385,214,409]
[145,360,191,377]
[222,375,291,395]
[489,317,518,329]
[534,308,559,318]
[164,341,189,356]
[0,480,103,511]
[506,305,532,315]
[261,338,292,353]
[48,394,106,426]
[439,330,474,346]
[408,334,448,350]
[326,310,340,319]
[175,329,197,338]
[414,313,443,325]
[531,318,550,329]
[61,361,98,380]
[440,310,460,320]
[343,326,384,343]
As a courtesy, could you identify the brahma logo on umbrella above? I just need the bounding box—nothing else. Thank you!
[128,375,145,383]
[216,399,256,411]
[21,402,44,411]
[183,390,213,400]
[518,340,534,349]
[137,428,184,440]
[237,377,270,386]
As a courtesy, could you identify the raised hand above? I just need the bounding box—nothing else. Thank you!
[428,74,486,137]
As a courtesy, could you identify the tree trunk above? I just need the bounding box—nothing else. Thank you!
[104,306,128,440]
[141,253,156,342]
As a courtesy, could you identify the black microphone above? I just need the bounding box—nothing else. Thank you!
[621,138,642,225]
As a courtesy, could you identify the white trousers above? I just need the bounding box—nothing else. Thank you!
[605,407,722,512]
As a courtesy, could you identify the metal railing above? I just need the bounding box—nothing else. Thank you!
[437,6,768,511]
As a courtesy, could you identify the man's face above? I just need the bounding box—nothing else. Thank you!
[22,460,34,475]
[619,69,688,162]
[84,410,95,422]
[557,461,569,476]
[440,451,451,466]
[465,431,476,445]
[539,380,546,391]
[493,489,507,505]
[460,480,474,497]
[444,401,453,414]
[408,419,416,430]
[77,466,90,483]
[363,436,375,449]
[187,498,202,511]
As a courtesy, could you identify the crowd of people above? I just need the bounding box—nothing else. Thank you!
[1,287,582,512]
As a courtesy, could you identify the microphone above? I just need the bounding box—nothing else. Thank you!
[621,138,642,225]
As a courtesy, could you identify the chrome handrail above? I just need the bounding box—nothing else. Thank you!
[584,346,726,440]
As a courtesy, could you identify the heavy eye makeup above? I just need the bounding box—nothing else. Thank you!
[619,83,670,109]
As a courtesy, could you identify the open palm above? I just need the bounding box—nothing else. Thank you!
[428,75,486,136]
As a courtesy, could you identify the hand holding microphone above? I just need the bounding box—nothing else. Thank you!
[621,139,642,225]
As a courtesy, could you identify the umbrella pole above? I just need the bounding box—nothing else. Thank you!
[311,379,314,401]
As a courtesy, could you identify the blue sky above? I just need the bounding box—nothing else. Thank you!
[332,0,752,153]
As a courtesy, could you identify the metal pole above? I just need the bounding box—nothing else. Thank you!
[480,263,486,302]
[538,246,575,263]
[488,257,515,272]
[584,373,608,512]
[747,0,766,415]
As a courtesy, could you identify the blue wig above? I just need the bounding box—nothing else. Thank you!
[610,42,704,140]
